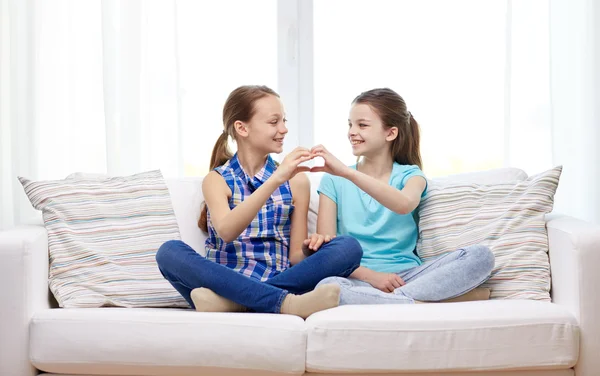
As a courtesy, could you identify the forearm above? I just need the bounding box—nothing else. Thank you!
[344,169,414,214]
[349,266,373,282]
[216,177,282,242]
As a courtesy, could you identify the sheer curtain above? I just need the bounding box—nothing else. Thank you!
[1,0,598,230]
[0,0,277,229]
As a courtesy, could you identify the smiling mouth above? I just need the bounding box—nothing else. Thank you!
[274,138,284,143]
[351,140,364,145]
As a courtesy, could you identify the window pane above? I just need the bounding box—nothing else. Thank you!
[178,0,278,176]
[314,0,506,177]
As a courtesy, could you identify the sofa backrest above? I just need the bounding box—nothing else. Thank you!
[166,167,528,255]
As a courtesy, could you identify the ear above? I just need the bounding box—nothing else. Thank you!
[386,127,399,142]
[234,120,249,138]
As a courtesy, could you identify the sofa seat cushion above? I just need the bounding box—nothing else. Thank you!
[306,300,579,373]
[30,308,306,376]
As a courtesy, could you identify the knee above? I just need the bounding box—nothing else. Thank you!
[467,244,495,275]
[316,276,347,289]
[155,240,185,268]
[334,235,363,263]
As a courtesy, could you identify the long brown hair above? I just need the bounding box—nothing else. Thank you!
[198,85,280,232]
[352,88,422,169]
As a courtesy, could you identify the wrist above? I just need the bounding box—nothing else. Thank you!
[340,166,355,180]
[270,171,287,186]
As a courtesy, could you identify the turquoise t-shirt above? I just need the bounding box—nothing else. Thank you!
[317,164,427,274]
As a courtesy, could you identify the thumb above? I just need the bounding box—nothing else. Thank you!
[310,166,326,173]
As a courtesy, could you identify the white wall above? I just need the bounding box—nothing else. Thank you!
[550,0,600,224]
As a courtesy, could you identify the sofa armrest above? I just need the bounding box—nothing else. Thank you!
[547,214,600,376]
[0,225,52,376]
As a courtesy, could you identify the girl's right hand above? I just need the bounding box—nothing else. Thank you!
[365,270,406,293]
[272,147,313,184]
[310,144,351,177]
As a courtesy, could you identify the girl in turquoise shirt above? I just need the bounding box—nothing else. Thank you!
[313,88,494,304]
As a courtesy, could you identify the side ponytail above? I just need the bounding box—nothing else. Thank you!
[197,85,280,233]
[198,132,232,232]
[397,114,422,170]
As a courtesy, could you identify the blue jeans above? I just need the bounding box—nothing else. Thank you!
[317,245,495,305]
[155,236,363,313]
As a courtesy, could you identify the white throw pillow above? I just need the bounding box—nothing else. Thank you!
[416,166,562,301]
[19,170,188,308]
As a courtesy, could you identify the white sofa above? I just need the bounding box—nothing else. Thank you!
[1,168,599,376]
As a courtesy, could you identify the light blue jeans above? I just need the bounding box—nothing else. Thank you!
[317,245,495,305]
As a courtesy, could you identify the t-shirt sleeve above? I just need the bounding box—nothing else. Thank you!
[398,165,428,198]
[317,173,338,204]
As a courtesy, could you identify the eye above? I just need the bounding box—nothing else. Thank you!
[359,123,368,128]
[270,120,278,124]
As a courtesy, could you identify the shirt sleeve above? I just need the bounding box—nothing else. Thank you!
[317,173,338,204]
[398,165,428,198]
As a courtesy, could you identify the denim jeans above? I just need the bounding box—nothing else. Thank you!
[317,245,495,305]
[155,235,363,313]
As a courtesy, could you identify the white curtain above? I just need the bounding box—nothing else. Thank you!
[1,0,598,229]
[0,0,277,229]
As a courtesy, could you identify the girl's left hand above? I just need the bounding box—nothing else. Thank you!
[302,233,335,255]
[310,145,351,177]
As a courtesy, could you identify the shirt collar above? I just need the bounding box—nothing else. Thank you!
[229,153,278,191]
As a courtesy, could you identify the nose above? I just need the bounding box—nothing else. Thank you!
[278,121,288,135]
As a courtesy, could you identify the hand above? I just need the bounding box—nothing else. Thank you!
[272,147,314,184]
[310,144,351,177]
[365,270,405,293]
[302,233,334,255]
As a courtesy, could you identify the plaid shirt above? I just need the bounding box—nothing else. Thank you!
[205,153,294,281]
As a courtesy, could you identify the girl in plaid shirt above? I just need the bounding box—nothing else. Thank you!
[156,85,363,318]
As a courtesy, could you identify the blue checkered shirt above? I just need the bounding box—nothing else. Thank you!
[205,153,294,281]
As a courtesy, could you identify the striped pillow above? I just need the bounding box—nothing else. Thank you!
[416,166,562,301]
[19,170,188,308]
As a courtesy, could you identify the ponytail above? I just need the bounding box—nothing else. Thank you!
[198,132,232,232]
[393,114,423,170]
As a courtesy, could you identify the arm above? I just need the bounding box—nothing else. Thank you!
[203,171,283,243]
[204,147,313,243]
[0,225,53,376]
[547,214,600,376]
[311,144,425,215]
[288,173,310,265]
[344,170,426,215]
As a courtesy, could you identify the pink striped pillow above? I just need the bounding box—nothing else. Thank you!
[19,170,187,308]
[416,166,562,300]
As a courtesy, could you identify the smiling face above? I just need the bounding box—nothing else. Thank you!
[348,103,396,158]
[236,94,288,154]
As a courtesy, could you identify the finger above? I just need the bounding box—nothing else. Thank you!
[398,277,406,286]
[324,235,331,243]
[391,278,402,289]
[309,166,326,173]
[296,155,314,163]
[309,234,318,249]
[310,144,323,153]
[303,238,310,245]
[295,166,311,173]
[314,236,324,250]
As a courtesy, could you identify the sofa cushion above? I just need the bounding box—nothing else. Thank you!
[30,308,306,376]
[18,170,187,308]
[416,166,561,300]
[165,178,206,255]
[305,300,579,373]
